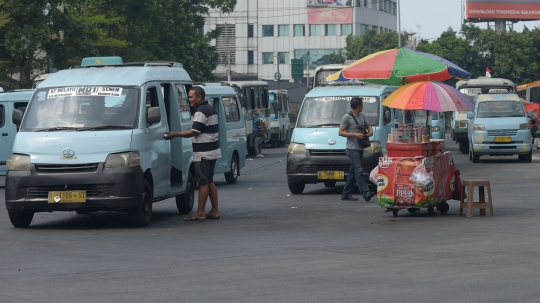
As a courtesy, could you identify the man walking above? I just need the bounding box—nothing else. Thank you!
[338,97,375,202]
[165,86,221,221]
[252,108,266,158]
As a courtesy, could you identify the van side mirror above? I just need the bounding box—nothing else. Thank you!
[466,112,474,119]
[528,110,533,118]
[383,110,391,124]
[147,107,161,125]
[12,109,23,126]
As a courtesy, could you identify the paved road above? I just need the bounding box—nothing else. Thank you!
[1,138,539,303]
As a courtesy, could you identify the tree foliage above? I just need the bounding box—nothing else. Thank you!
[343,29,406,60]
[0,0,237,88]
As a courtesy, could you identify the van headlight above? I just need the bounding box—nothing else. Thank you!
[432,126,440,132]
[520,123,531,130]
[473,124,485,131]
[104,151,140,168]
[364,141,382,154]
[288,143,306,155]
[6,154,31,171]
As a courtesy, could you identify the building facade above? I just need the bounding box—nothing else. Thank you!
[205,0,398,82]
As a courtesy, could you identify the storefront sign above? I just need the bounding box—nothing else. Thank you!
[308,7,353,24]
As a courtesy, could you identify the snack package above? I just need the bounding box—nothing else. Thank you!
[409,162,434,188]
[369,166,378,184]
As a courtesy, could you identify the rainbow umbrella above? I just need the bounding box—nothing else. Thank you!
[326,48,471,85]
[382,81,474,112]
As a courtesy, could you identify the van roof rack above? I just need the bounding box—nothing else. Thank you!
[123,61,183,68]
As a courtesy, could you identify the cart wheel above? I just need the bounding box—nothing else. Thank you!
[427,207,435,216]
[407,208,418,214]
[437,202,450,214]
[392,210,399,217]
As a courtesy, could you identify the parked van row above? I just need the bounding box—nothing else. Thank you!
[4,57,247,228]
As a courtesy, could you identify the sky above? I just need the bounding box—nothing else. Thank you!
[400,0,540,40]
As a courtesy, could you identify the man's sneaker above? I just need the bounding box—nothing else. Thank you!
[341,195,359,201]
[364,192,376,202]
[256,154,264,158]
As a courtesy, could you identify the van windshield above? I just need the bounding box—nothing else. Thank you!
[297,96,380,128]
[22,86,140,131]
[477,101,525,118]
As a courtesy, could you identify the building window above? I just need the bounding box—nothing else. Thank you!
[310,25,321,36]
[278,52,289,64]
[294,24,305,36]
[262,52,274,64]
[278,25,289,37]
[216,24,236,64]
[263,25,274,37]
[341,24,352,36]
[360,24,368,35]
[248,24,254,37]
[325,24,337,36]
[248,51,254,65]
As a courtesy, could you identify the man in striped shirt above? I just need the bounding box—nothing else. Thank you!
[164,86,222,221]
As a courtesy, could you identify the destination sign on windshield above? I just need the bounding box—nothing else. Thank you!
[48,87,123,99]
[312,96,378,103]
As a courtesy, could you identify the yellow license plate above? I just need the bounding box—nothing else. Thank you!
[494,136,511,143]
[318,171,344,180]
[48,191,87,203]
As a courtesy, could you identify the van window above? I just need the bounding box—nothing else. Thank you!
[261,87,269,109]
[146,87,159,126]
[477,101,524,118]
[0,104,4,127]
[223,97,240,122]
[297,96,380,128]
[22,86,140,131]
[251,87,258,110]
[174,84,190,118]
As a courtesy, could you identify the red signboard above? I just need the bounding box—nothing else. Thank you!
[466,0,540,20]
[308,7,353,24]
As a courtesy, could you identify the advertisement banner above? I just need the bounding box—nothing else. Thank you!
[307,0,353,7]
[308,7,353,24]
[466,0,540,20]
[376,152,456,209]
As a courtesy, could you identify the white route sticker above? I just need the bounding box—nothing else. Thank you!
[48,87,123,99]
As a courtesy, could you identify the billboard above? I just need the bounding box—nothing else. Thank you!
[307,0,353,7]
[308,7,353,24]
[466,0,540,21]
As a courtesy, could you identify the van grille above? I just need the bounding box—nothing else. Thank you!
[488,146,516,150]
[458,122,467,128]
[26,184,109,198]
[309,150,346,156]
[35,163,99,173]
[297,164,351,174]
[487,130,518,137]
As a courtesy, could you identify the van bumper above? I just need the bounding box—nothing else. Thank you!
[286,150,381,184]
[472,143,532,155]
[5,164,143,212]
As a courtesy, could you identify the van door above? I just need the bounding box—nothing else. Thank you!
[144,82,170,198]
[174,83,193,188]
[0,102,9,174]
[209,96,228,173]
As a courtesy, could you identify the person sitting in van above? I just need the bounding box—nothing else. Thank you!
[338,97,375,202]
[252,108,266,158]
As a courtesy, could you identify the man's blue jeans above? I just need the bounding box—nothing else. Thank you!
[341,149,371,199]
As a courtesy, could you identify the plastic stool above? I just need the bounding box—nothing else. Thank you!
[459,180,493,218]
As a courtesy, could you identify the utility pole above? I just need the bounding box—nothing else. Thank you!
[59,2,65,41]
[305,62,309,89]
[227,50,231,81]
[397,0,401,47]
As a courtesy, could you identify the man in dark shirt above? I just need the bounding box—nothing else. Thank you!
[165,86,221,221]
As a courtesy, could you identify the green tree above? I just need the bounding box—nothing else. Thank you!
[343,29,405,60]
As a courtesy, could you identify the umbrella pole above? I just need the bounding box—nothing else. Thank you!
[427,111,432,138]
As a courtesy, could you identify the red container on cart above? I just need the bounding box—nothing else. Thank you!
[386,142,433,158]
[431,140,445,155]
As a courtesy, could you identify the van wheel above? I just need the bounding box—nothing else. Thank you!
[129,179,152,227]
[271,140,277,148]
[288,181,305,194]
[176,171,195,214]
[225,155,239,184]
[472,150,480,163]
[526,150,533,163]
[8,210,34,228]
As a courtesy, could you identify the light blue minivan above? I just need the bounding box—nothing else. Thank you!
[197,85,246,184]
[5,57,196,227]
[286,82,399,194]
[467,93,532,163]
[0,90,33,176]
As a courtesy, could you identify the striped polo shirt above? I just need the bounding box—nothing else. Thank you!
[191,101,222,161]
